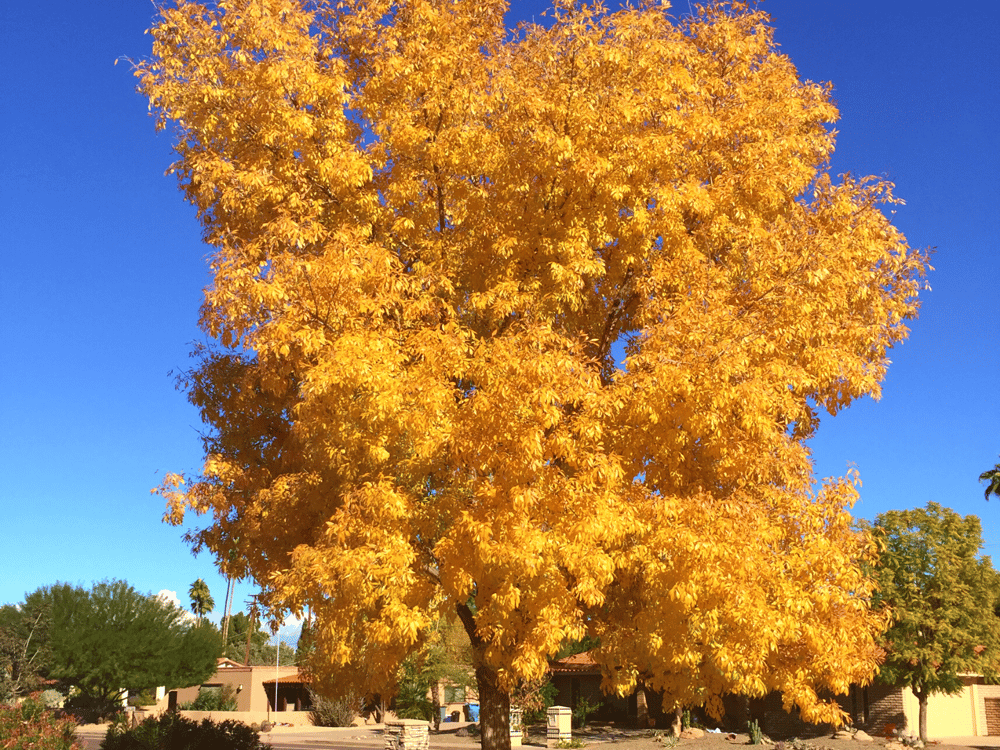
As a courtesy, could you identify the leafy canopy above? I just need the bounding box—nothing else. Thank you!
[873,503,1000,694]
[21,581,220,710]
[139,0,927,730]
[188,578,216,621]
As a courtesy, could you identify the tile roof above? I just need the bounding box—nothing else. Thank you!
[261,672,310,685]
[549,651,601,674]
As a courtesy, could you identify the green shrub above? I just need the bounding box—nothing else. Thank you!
[100,712,263,750]
[572,697,602,728]
[393,658,433,721]
[519,679,558,725]
[308,688,360,727]
[185,684,238,711]
[126,688,158,707]
[0,695,81,750]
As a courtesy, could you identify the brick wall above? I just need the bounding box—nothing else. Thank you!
[729,685,906,740]
[748,692,840,740]
[971,684,1000,735]
[985,698,1000,735]
[864,683,906,738]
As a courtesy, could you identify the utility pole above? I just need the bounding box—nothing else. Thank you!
[245,597,259,666]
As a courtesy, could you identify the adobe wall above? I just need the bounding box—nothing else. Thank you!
[170,664,301,713]
[178,709,314,726]
[901,683,976,737]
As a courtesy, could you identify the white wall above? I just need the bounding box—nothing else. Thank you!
[901,686,975,738]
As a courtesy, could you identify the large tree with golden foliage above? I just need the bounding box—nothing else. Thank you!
[139,1,926,746]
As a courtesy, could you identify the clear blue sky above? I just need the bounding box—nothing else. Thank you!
[1,1,997,624]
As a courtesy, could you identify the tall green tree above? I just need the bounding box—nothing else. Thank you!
[188,578,215,623]
[295,618,315,667]
[980,457,1000,501]
[872,503,1000,742]
[23,580,221,717]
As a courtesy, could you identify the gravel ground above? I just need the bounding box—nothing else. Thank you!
[73,720,997,750]
[515,725,992,750]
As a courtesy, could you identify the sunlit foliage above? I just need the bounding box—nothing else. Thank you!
[872,503,1000,742]
[138,0,927,744]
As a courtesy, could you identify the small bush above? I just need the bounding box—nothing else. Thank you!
[185,684,238,711]
[309,688,361,727]
[393,659,433,721]
[518,679,558,725]
[572,697,602,729]
[0,695,81,749]
[126,688,158,707]
[39,689,65,708]
[100,712,264,750]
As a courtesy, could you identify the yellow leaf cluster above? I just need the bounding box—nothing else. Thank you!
[141,0,925,726]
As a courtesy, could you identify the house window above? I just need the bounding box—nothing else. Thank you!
[444,685,466,703]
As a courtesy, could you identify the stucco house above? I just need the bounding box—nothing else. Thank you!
[548,652,1000,738]
[168,657,312,721]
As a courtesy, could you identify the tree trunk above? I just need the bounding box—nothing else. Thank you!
[636,687,649,728]
[220,576,234,647]
[432,680,442,732]
[455,601,511,750]
[671,706,682,737]
[915,687,928,743]
[476,662,512,750]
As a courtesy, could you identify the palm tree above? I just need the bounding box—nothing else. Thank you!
[188,578,215,623]
[981,457,1000,501]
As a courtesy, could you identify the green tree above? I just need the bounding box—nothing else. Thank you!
[980,458,1000,501]
[219,610,296,665]
[222,611,268,664]
[872,503,1000,742]
[255,640,297,667]
[188,578,215,623]
[295,618,315,667]
[408,616,475,728]
[0,596,51,702]
[21,580,221,718]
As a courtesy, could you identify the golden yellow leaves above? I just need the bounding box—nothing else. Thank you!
[143,0,926,726]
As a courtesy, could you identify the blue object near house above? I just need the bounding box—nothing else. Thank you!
[465,703,480,722]
[440,706,449,723]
